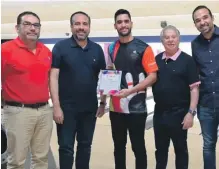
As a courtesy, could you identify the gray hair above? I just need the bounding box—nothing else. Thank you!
[160,25,180,42]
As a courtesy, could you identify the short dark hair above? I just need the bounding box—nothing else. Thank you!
[192,5,213,22]
[70,11,91,25]
[114,9,131,22]
[17,11,40,25]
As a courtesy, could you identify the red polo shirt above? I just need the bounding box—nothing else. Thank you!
[1,37,52,104]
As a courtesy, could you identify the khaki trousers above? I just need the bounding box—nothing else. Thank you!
[2,104,53,169]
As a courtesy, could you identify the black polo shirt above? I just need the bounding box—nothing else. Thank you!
[52,37,106,112]
[191,25,219,109]
[108,38,158,114]
[152,51,199,117]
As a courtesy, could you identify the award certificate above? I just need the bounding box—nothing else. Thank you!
[99,70,122,95]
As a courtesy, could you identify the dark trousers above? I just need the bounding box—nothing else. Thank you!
[110,111,147,169]
[153,115,188,169]
[56,107,97,169]
[198,106,219,169]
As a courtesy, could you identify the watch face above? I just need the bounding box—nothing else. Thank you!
[192,110,197,115]
[189,109,196,115]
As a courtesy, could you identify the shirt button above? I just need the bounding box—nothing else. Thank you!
[212,81,214,84]
[210,60,212,62]
[209,50,212,53]
[211,71,214,73]
[213,92,215,94]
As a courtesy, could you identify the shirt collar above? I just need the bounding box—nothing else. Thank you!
[70,35,90,50]
[162,49,181,61]
[14,36,42,49]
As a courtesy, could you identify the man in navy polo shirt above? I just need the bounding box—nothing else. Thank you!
[49,11,106,169]
[152,25,200,169]
[191,5,219,169]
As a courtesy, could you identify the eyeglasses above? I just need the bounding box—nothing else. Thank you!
[21,21,41,29]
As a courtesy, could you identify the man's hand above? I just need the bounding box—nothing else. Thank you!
[113,89,132,98]
[182,113,194,130]
[53,106,64,124]
[96,105,105,118]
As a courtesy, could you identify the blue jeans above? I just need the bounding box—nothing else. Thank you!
[56,106,97,169]
[197,106,219,169]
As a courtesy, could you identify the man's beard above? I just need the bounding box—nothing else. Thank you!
[200,24,213,34]
[118,28,132,37]
[74,33,88,41]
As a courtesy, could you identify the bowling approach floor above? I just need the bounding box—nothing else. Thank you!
[49,116,219,169]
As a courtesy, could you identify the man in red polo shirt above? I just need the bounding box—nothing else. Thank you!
[1,11,53,169]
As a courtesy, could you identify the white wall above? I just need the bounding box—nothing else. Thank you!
[45,42,192,63]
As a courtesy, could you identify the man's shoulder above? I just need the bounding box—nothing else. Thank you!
[56,38,72,46]
[37,41,51,52]
[155,52,164,61]
[133,38,151,52]
[51,38,72,51]
[180,51,192,57]
[191,34,202,46]
[88,39,102,49]
[1,39,16,50]
[179,51,194,63]
[133,38,147,45]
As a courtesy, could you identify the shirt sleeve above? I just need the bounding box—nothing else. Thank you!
[1,43,9,83]
[142,46,158,73]
[187,57,200,87]
[51,43,62,69]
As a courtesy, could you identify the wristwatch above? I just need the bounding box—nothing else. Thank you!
[188,109,197,116]
[99,101,106,106]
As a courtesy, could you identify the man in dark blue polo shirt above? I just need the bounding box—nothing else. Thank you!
[191,5,219,169]
[49,11,106,169]
[152,25,200,169]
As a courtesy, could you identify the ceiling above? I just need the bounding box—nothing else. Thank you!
[1,1,219,39]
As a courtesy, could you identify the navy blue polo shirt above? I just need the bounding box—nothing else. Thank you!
[191,25,219,109]
[52,37,106,112]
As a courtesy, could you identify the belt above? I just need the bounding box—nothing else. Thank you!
[5,101,48,109]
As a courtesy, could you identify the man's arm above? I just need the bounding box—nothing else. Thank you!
[49,43,64,124]
[187,56,201,111]
[1,43,10,106]
[98,45,107,104]
[191,41,200,74]
[189,86,199,111]
[182,57,200,129]
[126,72,157,94]
[96,45,107,117]
[49,68,60,108]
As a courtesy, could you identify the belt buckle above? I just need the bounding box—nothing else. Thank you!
[36,103,40,108]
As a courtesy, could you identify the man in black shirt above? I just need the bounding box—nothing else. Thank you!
[107,9,158,169]
[191,5,219,169]
[49,11,106,169]
[152,25,200,169]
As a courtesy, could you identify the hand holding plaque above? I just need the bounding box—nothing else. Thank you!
[99,70,122,95]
